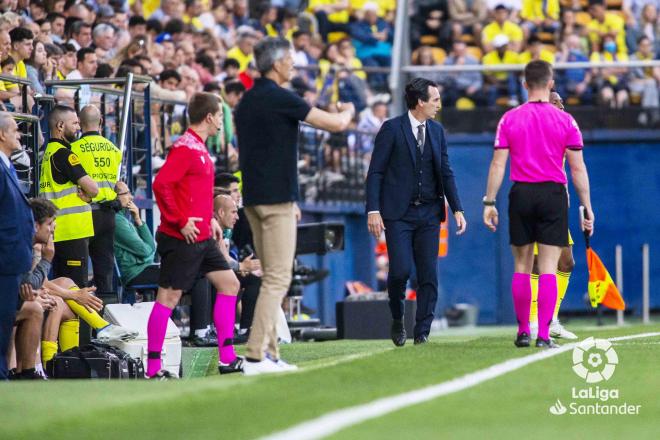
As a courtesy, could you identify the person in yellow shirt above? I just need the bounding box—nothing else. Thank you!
[183,0,205,31]
[5,27,33,92]
[520,0,560,38]
[587,1,627,55]
[629,36,660,113]
[308,0,351,42]
[482,34,522,106]
[226,26,258,72]
[483,5,524,52]
[519,35,556,64]
[590,35,630,108]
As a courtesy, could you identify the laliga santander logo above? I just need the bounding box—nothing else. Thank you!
[572,337,618,383]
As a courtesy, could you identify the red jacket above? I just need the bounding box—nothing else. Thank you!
[153,129,214,242]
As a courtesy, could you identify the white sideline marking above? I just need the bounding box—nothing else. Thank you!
[261,332,660,440]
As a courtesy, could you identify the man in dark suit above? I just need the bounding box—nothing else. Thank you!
[366,78,466,346]
[0,112,34,379]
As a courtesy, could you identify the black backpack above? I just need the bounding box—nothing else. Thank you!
[46,342,144,380]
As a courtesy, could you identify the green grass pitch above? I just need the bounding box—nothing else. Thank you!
[1,322,658,440]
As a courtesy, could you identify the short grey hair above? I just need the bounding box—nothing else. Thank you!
[0,111,13,131]
[254,37,291,76]
[93,23,115,39]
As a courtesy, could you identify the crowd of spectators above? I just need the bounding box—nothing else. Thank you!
[411,0,660,110]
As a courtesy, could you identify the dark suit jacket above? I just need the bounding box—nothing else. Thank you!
[366,114,463,221]
[0,157,33,275]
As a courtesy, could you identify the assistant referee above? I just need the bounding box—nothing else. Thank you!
[71,105,122,297]
[482,61,594,349]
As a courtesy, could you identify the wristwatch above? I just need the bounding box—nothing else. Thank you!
[482,196,496,206]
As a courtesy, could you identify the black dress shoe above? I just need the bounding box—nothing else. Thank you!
[535,337,559,349]
[413,335,429,345]
[391,319,406,347]
[190,333,219,347]
[514,332,530,348]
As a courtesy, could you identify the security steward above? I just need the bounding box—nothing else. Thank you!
[71,105,122,297]
[39,105,98,288]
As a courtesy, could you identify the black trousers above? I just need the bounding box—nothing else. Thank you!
[53,238,89,288]
[238,273,261,330]
[190,277,213,333]
[89,207,116,294]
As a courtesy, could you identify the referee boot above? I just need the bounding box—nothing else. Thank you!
[391,319,406,347]
[219,356,245,375]
[514,332,531,348]
[535,338,560,349]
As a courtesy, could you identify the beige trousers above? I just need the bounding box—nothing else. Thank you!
[244,202,296,360]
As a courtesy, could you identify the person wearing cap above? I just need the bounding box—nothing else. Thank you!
[482,34,522,106]
[483,4,524,52]
[227,26,258,72]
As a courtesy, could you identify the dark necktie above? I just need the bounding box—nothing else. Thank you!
[416,124,425,154]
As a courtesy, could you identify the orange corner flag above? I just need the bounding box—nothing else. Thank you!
[586,247,625,310]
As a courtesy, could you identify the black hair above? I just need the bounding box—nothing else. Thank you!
[224,80,246,95]
[9,27,34,44]
[214,172,240,188]
[222,57,240,70]
[159,69,181,83]
[404,77,438,110]
[76,47,95,63]
[128,16,147,28]
[30,198,58,223]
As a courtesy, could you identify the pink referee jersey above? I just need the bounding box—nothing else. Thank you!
[494,102,583,184]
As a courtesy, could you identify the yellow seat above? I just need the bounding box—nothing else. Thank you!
[537,32,555,43]
[466,46,483,61]
[327,31,349,44]
[575,11,592,26]
[566,96,580,106]
[419,35,439,46]
[412,47,447,64]
[460,34,475,44]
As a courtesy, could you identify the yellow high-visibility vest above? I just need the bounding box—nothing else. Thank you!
[39,141,94,242]
[71,133,122,203]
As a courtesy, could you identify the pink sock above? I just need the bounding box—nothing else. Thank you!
[147,302,172,377]
[214,293,238,364]
[512,273,532,336]
[538,274,558,340]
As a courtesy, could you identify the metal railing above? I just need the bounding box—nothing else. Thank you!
[297,124,375,206]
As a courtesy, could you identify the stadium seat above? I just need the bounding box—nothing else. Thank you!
[566,96,581,105]
[460,34,475,44]
[466,46,483,61]
[537,32,555,44]
[411,47,447,64]
[114,260,157,303]
[575,12,592,25]
[420,35,439,46]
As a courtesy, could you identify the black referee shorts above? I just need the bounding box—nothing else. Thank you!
[508,182,569,247]
[156,232,231,291]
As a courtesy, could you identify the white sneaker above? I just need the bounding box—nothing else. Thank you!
[550,320,577,339]
[242,358,286,376]
[271,358,298,372]
[529,321,538,340]
[97,324,139,342]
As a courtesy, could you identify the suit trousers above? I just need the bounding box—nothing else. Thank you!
[384,203,441,338]
[0,274,21,380]
[244,202,296,360]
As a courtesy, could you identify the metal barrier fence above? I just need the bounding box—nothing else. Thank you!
[298,124,374,206]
